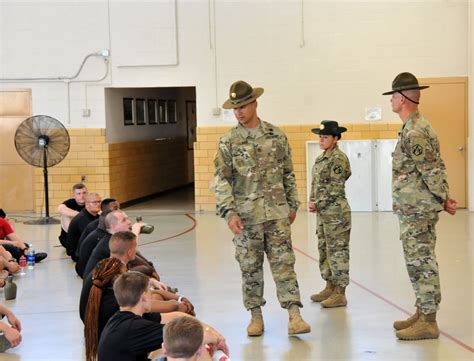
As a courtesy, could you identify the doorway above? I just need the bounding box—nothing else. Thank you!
[0,89,34,211]
[419,77,468,208]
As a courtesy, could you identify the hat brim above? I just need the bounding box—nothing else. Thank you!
[382,85,430,95]
[222,88,264,109]
[311,126,347,135]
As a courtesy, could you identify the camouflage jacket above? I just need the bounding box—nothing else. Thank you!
[310,145,351,214]
[214,120,300,225]
[392,111,449,215]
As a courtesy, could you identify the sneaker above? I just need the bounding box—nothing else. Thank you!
[34,252,48,263]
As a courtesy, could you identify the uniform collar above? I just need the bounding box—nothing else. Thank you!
[235,119,269,139]
[402,110,421,130]
[322,144,339,158]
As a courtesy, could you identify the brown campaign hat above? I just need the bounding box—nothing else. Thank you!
[222,80,264,109]
[382,72,429,95]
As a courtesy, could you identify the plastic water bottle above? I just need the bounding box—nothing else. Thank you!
[27,247,35,269]
[19,255,27,275]
[212,350,231,361]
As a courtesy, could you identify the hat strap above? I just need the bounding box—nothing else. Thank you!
[232,92,254,105]
[398,91,419,105]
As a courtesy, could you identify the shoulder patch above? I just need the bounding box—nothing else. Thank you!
[333,165,343,174]
[409,136,428,161]
[412,143,423,156]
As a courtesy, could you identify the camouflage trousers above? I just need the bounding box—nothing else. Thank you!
[398,212,441,314]
[316,211,351,287]
[232,218,302,310]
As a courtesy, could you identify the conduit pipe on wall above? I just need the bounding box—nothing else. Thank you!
[0,51,110,124]
[0,51,109,82]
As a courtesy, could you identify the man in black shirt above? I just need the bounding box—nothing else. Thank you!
[97,272,164,361]
[75,209,111,278]
[66,193,101,261]
[75,199,120,270]
[83,210,149,279]
[58,183,87,248]
[98,272,230,361]
[77,198,120,253]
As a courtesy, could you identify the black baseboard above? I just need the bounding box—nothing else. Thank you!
[120,183,194,209]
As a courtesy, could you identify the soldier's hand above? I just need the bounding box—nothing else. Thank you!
[228,215,244,235]
[131,222,144,236]
[308,202,318,213]
[289,210,297,224]
[444,198,457,215]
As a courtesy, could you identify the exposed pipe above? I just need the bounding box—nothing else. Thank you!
[0,51,109,82]
[212,0,219,108]
[300,0,306,48]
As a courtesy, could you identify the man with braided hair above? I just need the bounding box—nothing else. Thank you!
[80,231,195,356]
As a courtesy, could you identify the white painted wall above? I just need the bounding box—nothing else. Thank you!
[0,0,471,206]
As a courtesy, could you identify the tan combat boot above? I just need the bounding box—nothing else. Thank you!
[288,305,311,335]
[310,281,335,302]
[247,307,264,337]
[320,286,347,308]
[393,309,420,330]
[396,312,439,340]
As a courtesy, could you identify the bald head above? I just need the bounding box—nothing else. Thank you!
[105,210,131,233]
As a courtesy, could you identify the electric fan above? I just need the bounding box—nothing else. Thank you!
[14,115,70,224]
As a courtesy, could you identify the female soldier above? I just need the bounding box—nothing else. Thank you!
[309,120,351,308]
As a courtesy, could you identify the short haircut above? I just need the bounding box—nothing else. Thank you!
[105,210,125,231]
[113,271,149,308]
[109,230,136,257]
[101,198,117,212]
[98,209,113,230]
[73,183,87,191]
[85,193,100,202]
[163,317,203,358]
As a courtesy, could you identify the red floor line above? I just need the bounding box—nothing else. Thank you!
[293,245,474,353]
[141,213,197,245]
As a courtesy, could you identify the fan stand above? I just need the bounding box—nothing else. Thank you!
[24,142,60,225]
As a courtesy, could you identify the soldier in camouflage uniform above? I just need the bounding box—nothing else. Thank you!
[308,120,351,308]
[214,80,311,336]
[383,72,457,340]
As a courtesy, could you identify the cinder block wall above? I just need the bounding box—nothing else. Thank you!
[34,130,190,214]
[109,138,189,202]
[194,123,400,212]
[34,129,110,213]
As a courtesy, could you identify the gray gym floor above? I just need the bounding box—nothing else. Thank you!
[1,186,473,360]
